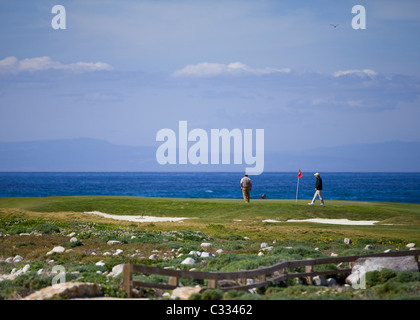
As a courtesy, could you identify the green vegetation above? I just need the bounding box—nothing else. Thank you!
[0,196,419,300]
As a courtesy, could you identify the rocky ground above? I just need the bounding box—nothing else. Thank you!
[1,224,418,300]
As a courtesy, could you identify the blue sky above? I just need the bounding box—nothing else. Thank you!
[0,0,419,154]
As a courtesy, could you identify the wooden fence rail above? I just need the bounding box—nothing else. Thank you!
[122,249,420,297]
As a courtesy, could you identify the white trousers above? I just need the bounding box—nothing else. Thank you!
[311,190,324,204]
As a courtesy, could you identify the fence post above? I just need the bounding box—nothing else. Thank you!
[258,266,267,282]
[208,279,217,289]
[123,264,132,298]
[305,265,313,284]
[168,276,179,287]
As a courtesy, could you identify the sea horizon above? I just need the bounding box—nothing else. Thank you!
[1,172,419,204]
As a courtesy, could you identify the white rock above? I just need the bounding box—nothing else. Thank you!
[113,249,123,256]
[19,233,31,236]
[244,237,250,240]
[22,282,102,300]
[189,251,201,257]
[384,249,392,253]
[149,254,158,260]
[131,236,136,239]
[22,264,31,273]
[181,257,196,265]
[95,261,105,267]
[70,237,78,243]
[406,243,416,248]
[52,246,66,253]
[48,260,55,264]
[200,252,215,258]
[330,252,338,257]
[110,264,124,277]
[5,257,13,263]
[11,268,17,274]
[261,246,274,251]
[201,242,211,249]
[344,238,352,245]
[364,245,374,250]
[67,232,76,237]
[96,271,102,274]
[107,240,121,245]
[346,256,419,287]
[216,249,224,254]
[260,242,268,248]
[13,255,23,263]
[258,252,265,256]
[37,269,44,275]
[171,286,202,300]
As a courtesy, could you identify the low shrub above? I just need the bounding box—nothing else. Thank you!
[31,223,60,234]
[62,240,83,248]
[366,268,397,287]
[393,271,420,283]
[201,289,224,300]
[223,290,262,300]
[0,279,22,299]
[13,272,54,291]
[9,226,29,235]
[16,241,36,247]
[80,273,126,298]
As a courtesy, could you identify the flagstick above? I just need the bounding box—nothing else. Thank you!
[296,176,299,202]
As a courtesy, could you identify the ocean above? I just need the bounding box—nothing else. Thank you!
[0,172,419,204]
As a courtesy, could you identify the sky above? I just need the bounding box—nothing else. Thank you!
[0,0,419,157]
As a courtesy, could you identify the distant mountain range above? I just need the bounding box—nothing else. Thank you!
[0,138,419,172]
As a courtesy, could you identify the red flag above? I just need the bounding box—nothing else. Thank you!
[298,169,303,179]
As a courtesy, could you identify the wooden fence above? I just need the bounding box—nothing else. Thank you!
[122,249,420,297]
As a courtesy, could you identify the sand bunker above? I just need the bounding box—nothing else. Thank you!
[84,211,380,226]
[84,211,190,223]
[262,218,380,226]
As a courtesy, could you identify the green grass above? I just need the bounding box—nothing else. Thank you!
[0,196,419,222]
[1,196,419,242]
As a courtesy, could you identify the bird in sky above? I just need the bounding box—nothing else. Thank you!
[330,24,339,28]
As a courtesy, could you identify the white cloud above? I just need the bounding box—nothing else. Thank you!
[172,62,291,77]
[333,69,378,78]
[0,56,113,74]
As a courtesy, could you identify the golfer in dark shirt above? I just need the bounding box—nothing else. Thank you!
[308,173,324,205]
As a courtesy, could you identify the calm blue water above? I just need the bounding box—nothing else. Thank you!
[0,172,419,204]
